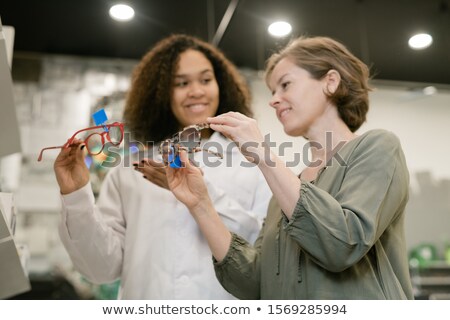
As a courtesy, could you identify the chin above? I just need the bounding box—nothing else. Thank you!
[283,125,304,137]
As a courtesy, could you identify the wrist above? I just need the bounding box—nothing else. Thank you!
[189,197,215,218]
[59,180,89,195]
[258,148,277,169]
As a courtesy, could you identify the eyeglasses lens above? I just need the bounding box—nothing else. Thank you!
[86,133,104,155]
[179,127,200,150]
[108,126,122,145]
[160,141,175,164]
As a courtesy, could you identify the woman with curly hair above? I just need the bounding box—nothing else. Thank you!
[54,34,271,299]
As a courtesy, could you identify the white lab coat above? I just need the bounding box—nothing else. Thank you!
[58,132,271,299]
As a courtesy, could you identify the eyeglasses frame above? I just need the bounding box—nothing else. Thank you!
[37,122,124,161]
[158,123,223,166]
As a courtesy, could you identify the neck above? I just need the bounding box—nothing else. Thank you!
[305,106,356,165]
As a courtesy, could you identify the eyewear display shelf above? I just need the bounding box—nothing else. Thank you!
[0,192,31,299]
[410,261,450,299]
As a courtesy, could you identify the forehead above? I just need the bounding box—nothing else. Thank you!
[268,58,296,86]
[176,49,213,74]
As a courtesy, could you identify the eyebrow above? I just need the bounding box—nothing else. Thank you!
[175,69,214,78]
[276,73,290,86]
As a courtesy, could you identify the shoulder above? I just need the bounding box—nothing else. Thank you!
[354,129,402,153]
[339,129,405,169]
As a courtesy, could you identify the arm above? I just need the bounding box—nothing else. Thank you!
[214,232,262,299]
[285,131,409,272]
[165,150,232,261]
[166,150,264,298]
[58,168,125,284]
[208,112,300,218]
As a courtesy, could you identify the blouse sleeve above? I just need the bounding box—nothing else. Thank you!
[58,169,125,283]
[283,130,409,272]
[213,225,265,299]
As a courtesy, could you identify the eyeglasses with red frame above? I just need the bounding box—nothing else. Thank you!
[37,122,124,161]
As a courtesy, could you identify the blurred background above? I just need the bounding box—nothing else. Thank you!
[0,0,449,300]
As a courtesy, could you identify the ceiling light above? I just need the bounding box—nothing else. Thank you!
[408,33,433,50]
[109,4,135,22]
[268,21,292,37]
[422,86,437,96]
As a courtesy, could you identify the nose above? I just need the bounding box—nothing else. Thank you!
[269,94,280,109]
[188,82,205,98]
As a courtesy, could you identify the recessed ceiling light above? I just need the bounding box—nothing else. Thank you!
[268,21,292,37]
[109,4,135,22]
[423,86,437,95]
[408,33,433,50]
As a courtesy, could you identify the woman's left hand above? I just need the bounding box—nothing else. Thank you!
[134,158,170,190]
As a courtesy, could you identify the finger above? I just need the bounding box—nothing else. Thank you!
[208,123,234,137]
[178,149,191,170]
[144,174,167,189]
[221,111,248,120]
[66,139,84,152]
[135,163,164,177]
[57,142,83,162]
[76,143,87,162]
[164,164,177,188]
[144,158,165,168]
[138,166,167,187]
[147,167,166,180]
[207,114,241,127]
[132,158,161,169]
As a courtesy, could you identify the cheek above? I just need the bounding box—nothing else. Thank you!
[209,84,220,111]
[210,83,219,100]
[171,90,184,109]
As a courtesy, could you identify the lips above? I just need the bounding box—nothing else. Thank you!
[277,107,292,121]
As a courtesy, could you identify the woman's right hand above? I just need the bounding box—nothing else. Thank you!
[54,139,90,195]
[165,149,212,213]
[207,112,266,165]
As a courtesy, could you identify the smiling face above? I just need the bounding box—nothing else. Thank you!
[267,57,331,137]
[170,49,220,128]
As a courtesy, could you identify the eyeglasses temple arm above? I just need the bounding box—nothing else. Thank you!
[37,145,66,161]
[196,123,210,131]
[192,147,223,159]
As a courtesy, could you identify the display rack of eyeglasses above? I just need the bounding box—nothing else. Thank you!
[410,261,450,299]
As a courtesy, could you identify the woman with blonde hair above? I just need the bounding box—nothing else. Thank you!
[166,36,413,299]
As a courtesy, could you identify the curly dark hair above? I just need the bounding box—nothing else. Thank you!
[265,36,372,132]
[123,34,252,143]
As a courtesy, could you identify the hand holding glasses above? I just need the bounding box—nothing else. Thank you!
[37,122,124,161]
[159,123,222,167]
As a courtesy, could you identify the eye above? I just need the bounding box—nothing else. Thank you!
[174,80,188,87]
[201,77,213,84]
[281,81,290,90]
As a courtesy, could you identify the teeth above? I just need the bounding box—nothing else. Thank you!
[280,109,290,118]
[187,104,207,112]
[188,104,205,108]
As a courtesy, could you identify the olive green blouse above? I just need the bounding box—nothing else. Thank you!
[214,129,414,299]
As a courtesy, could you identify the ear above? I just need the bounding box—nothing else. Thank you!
[324,69,341,95]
